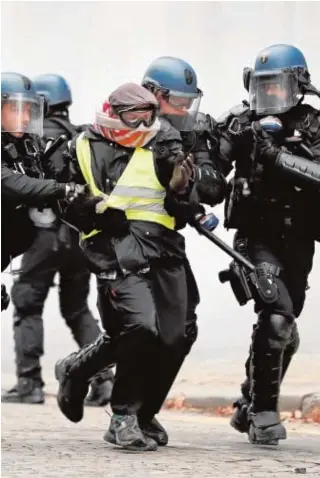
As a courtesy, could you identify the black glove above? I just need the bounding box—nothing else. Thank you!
[65,183,88,202]
[64,195,106,234]
[1,284,10,312]
[251,121,281,164]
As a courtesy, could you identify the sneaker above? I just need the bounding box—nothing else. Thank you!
[104,414,158,451]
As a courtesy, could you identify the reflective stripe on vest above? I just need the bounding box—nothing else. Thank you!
[76,133,175,240]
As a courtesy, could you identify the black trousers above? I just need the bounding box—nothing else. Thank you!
[238,232,315,410]
[97,262,188,416]
[11,228,101,385]
[245,234,315,319]
[138,258,200,420]
[2,207,36,272]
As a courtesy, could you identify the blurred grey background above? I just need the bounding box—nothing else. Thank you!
[2,1,319,394]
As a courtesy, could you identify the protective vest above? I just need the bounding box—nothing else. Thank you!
[76,132,175,239]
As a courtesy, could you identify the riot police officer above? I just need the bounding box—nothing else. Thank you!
[217,44,320,445]
[1,72,82,309]
[139,56,226,423]
[2,74,112,405]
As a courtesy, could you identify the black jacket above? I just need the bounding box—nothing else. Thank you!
[1,134,66,207]
[216,102,320,240]
[1,133,66,270]
[42,114,83,177]
[64,120,221,274]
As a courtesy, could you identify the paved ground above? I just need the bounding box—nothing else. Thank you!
[2,398,320,478]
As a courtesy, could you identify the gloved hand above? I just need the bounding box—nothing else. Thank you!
[64,194,107,234]
[169,152,195,195]
[65,183,88,202]
[251,121,281,164]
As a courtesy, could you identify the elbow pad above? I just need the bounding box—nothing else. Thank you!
[275,152,320,190]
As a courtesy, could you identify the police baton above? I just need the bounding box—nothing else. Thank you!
[190,217,279,306]
[189,217,255,271]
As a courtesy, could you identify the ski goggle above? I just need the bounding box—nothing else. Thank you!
[118,108,158,129]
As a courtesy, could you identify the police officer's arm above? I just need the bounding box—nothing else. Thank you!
[61,137,86,185]
[310,113,320,160]
[215,104,253,177]
[189,125,227,206]
[274,151,320,189]
[1,163,67,202]
[258,113,320,190]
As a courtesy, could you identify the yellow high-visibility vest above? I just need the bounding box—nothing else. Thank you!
[76,132,175,240]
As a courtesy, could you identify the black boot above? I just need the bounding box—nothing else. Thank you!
[230,395,250,433]
[138,416,169,446]
[55,333,115,423]
[248,344,287,445]
[104,414,158,451]
[84,367,114,407]
[248,410,287,445]
[1,378,44,404]
[231,321,299,437]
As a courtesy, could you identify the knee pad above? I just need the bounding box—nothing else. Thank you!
[268,314,293,351]
[286,321,300,355]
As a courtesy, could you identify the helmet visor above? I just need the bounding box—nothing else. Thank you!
[249,71,300,115]
[1,93,44,136]
[163,88,203,131]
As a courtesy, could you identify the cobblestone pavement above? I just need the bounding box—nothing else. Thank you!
[1,398,320,477]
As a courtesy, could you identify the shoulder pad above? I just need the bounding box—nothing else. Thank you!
[158,117,182,142]
[297,104,320,136]
[194,112,216,134]
[216,102,249,126]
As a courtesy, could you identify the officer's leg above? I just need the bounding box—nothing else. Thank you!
[231,322,300,434]
[2,229,57,404]
[232,237,314,435]
[102,272,160,451]
[59,246,101,346]
[183,258,200,355]
[58,244,114,407]
[229,237,294,443]
[137,262,188,445]
[249,238,300,444]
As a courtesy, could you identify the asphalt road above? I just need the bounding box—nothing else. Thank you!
[1,398,320,478]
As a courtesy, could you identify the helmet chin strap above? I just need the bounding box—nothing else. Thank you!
[301,83,320,98]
